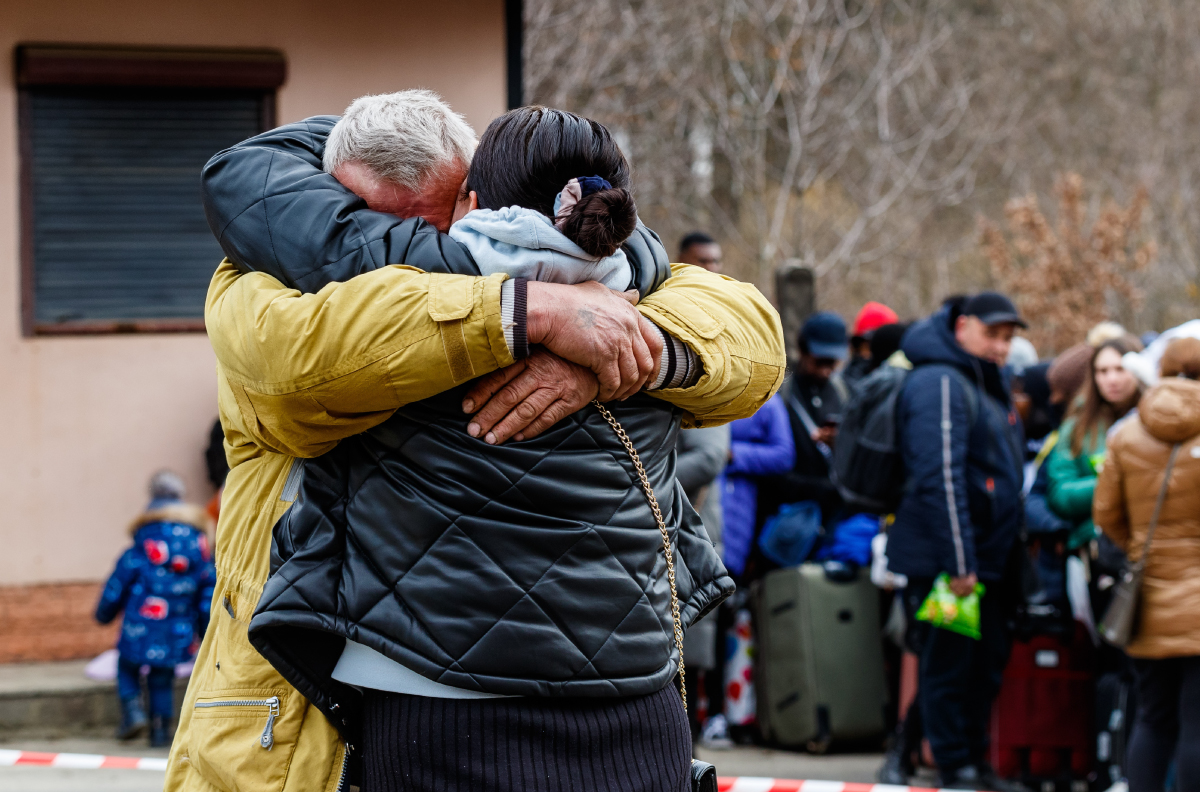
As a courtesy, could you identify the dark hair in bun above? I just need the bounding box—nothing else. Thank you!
[557,187,637,258]
[466,106,637,257]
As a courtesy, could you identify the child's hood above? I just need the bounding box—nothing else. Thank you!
[448,206,633,291]
[129,502,212,538]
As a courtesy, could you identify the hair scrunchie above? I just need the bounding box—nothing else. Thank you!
[553,176,613,229]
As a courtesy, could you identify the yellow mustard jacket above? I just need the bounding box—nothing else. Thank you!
[165,260,785,792]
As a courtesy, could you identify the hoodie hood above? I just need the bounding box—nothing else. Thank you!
[129,502,212,537]
[448,206,634,291]
[901,307,1010,405]
[1139,377,1200,443]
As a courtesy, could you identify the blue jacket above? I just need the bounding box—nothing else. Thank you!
[719,394,796,576]
[96,504,215,667]
[888,309,1025,582]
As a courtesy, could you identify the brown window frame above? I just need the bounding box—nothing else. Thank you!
[17,45,286,337]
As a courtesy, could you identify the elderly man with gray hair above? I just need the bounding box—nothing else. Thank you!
[169,91,784,792]
[322,90,478,236]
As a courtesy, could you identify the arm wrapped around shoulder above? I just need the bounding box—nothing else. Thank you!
[637,264,786,427]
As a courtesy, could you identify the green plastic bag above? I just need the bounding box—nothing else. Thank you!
[915,573,986,640]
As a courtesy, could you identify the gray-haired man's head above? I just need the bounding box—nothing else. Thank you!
[324,90,477,232]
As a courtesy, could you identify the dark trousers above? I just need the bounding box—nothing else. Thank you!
[903,577,1009,775]
[116,657,175,718]
[1128,655,1200,792]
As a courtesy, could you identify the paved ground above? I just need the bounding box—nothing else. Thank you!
[0,661,111,696]
[0,735,885,791]
[0,736,170,792]
[696,745,885,782]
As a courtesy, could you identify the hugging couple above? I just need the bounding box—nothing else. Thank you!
[166,91,785,792]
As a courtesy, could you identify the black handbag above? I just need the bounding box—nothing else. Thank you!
[594,402,718,792]
[690,759,718,792]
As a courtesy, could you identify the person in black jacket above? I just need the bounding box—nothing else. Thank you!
[888,293,1027,789]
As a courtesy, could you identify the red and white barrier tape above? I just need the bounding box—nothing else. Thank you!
[0,753,937,792]
[0,749,167,771]
[719,781,933,792]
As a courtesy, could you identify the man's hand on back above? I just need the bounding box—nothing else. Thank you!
[462,349,599,444]
[525,281,664,401]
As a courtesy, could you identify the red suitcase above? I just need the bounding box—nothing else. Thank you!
[990,623,1094,782]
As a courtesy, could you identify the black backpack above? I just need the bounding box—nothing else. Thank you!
[833,363,976,514]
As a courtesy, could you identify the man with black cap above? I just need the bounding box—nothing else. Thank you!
[757,312,850,560]
[885,292,1028,789]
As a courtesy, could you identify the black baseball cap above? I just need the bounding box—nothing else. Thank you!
[963,291,1028,329]
[799,312,849,360]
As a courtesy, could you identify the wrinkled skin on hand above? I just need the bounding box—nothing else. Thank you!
[525,281,663,402]
[462,348,600,444]
[461,280,667,443]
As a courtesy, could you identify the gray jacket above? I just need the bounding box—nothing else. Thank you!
[676,425,730,671]
[676,426,730,552]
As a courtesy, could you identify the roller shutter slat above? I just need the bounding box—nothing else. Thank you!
[29,88,262,324]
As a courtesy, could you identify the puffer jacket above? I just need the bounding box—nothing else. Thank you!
[718,393,795,577]
[1045,417,1109,549]
[201,119,737,738]
[96,503,215,667]
[1094,377,1200,658]
[887,308,1025,582]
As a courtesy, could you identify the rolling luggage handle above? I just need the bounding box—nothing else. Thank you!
[1099,443,1181,648]
[593,401,718,792]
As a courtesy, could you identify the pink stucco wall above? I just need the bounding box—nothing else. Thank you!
[0,0,506,585]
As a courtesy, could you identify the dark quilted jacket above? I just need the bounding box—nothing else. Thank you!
[201,118,734,741]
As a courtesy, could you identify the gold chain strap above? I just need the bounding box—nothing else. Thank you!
[592,401,687,712]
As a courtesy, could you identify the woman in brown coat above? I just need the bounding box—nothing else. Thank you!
[1094,337,1200,792]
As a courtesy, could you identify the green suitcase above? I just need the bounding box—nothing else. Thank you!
[754,563,888,751]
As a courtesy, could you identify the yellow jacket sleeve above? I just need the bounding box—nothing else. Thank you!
[206,260,513,458]
[638,264,786,427]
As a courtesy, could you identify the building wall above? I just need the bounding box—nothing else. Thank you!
[0,0,506,590]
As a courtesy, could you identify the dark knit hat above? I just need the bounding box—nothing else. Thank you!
[1047,344,1093,404]
[869,322,908,365]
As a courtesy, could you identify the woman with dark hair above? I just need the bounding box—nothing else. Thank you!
[1044,337,1143,550]
[230,105,738,792]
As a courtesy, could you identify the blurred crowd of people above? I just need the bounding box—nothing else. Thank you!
[91,225,1199,792]
[676,231,1200,792]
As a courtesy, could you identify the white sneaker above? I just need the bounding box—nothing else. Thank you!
[698,713,734,749]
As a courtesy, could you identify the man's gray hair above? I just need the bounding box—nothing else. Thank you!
[323,90,477,190]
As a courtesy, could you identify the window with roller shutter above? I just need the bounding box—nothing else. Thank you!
[17,45,286,335]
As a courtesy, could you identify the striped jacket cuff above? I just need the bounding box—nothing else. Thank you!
[648,325,702,390]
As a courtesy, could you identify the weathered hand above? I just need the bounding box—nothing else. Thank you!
[948,572,978,598]
[525,281,664,401]
[462,348,600,444]
[811,426,838,447]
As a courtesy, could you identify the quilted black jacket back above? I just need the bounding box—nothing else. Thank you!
[200,118,734,740]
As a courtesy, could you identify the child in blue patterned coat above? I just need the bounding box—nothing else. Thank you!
[95,471,215,746]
